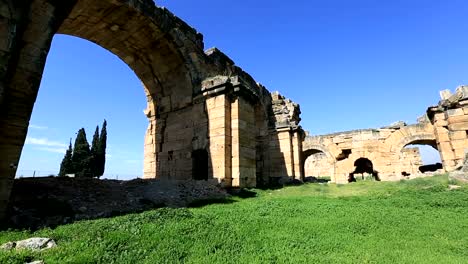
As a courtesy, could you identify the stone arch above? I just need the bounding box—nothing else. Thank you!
[303,144,335,161]
[382,123,440,176]
[393,135,438,153]
[384,123,437,153]
[54,0,209,178]
[302,144,336,181]
[0,0,212,218]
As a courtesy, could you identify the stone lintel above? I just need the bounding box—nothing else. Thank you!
[230,75,260,103]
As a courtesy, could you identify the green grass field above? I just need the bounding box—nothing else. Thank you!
[1,175,467,263]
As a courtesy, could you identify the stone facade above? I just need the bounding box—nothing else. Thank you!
[303,122,437,183]
[304,147,423,179]
[0,0,304,219]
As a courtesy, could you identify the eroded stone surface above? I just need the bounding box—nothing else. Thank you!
[428,85,468,172]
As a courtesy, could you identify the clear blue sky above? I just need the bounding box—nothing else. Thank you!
[17,0,468,178]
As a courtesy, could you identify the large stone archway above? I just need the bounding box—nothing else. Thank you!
[0,0,307,220]
[0,0,211,218]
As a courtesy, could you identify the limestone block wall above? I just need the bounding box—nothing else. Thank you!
[265,92,304,184]
[304,153,334,177]
[303,122,436,183]
[400,148,423,175]
[428,86,468,171]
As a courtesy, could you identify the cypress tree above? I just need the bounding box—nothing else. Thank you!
[72,128,93,178]
[58,139,73,177]
[90,125,100,177]
[96,120,107,177]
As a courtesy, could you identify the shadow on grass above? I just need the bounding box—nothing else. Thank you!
[2,196,240,231]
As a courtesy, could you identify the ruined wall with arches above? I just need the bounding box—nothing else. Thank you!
[302,122,437,183]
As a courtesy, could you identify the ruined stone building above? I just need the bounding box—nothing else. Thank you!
[1,0,468,221]
[0,0,304,219]
[302,85,468,184]
[302,122,436,183]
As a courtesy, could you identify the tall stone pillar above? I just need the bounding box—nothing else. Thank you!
[268,92,304,184]
[199,75,260,188]
[143,97,157,178]
[292,130,304,180]
[231,96,256,187]
[0,0,76,220]
[202,77,233,187]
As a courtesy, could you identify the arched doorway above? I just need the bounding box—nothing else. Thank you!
[192,149,209,181]
[302,148,335,182]
[400,139,442,176]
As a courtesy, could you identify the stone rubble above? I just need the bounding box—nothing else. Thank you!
[0,238,56,251]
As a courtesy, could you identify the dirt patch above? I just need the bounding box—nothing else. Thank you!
[5,177,229,229]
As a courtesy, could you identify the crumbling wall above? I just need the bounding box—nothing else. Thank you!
[303,121,436,183]
[428,85,468,171]
[304,153,334,178]
[400,147,423,176]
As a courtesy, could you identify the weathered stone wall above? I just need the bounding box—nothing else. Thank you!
[303,122,437,183]
[400,147,423,175]
[304,153,334,178]
[428,86,468,171]
[303,148,422,179]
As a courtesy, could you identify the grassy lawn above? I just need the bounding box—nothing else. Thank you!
[1,175,467,263]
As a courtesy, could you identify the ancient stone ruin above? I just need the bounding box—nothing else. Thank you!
[0,0,304,220]
[302,121,437,183]
[1,0,468,221]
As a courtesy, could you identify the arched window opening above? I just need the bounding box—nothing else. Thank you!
[348,158,380,182]
[402,141,442,176]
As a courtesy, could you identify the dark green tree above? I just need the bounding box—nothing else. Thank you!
[90,125,100,177]
[58,139,73,177]
[96,120,107,177]
[72,128,93,177]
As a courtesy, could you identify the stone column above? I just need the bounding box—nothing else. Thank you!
[231,96,256,187]
[206,94,232,187]
[292,130,304,180]
[269,128,295,178]
[0,0,76,220]
[143,97,157,178]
